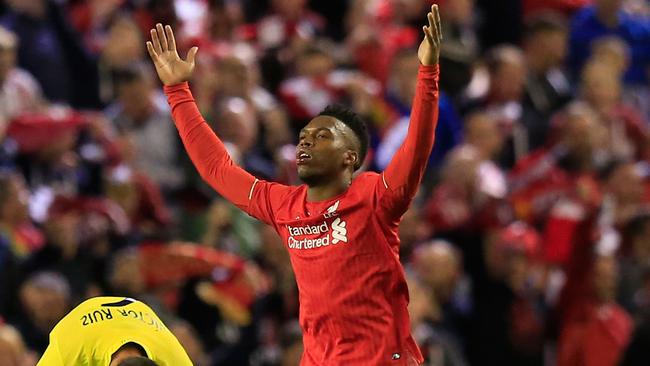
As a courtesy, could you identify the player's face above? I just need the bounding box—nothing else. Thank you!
[296,116,356,185]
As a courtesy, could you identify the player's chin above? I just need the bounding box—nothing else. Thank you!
[297,167,320,185]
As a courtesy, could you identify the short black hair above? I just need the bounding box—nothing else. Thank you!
[113,342,153,366]
[117,357,158,366]
[318,104,369,170]
[523,12,568,40]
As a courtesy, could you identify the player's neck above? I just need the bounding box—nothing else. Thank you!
[306,178,352,202]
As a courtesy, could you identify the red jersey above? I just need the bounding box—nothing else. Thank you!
[164,65,440,365]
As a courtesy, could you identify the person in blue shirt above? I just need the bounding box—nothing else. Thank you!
[568,0,650,85]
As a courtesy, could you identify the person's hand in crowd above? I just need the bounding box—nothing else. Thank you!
[418,4,442,66]
[146,24,198,86]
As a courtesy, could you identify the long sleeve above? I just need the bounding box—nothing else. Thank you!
[163,82,257,211]
[380,64,440,218]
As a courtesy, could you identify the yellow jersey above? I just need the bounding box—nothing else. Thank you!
[37,296,193,366]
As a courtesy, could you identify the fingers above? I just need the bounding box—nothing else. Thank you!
[165,25,176,52]
[156,23,168,52]
[146,41,158,61]
[423,26,434,45]
[428,9,435,30]
[150,28,162,54]
[424,4,442,45]
[434,4,443,41]
[186,46,198,65]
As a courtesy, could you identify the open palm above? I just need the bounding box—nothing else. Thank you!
[146,23,198,86]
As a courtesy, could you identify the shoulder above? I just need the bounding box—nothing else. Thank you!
[351,171,383,193]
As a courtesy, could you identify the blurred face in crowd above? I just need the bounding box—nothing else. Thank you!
[297,51,335,79]
[414,242,461,302]
[216,98,258,153]
[591,37,629,76]
[581,62,621,110]
[406,276,436,325]
[117,78,154,123]
[529,28,568,71]
[217,57,250,97]
[593,255,618,303]
[272,0,306,20]
[485,235,535,293]
[391,0,428,23]
[441,0,474,25]
[607,163,644,205]
[170,322,208,366]
[595,0,624,13]
[208,0,243,40]
[443,146,480,196]
[20,276,69,332]
[6,0,46,18]
[0,174,29,225]
[562,106,599,165]
[110,250,145,295]
[102,17,144,68]
[389,52,419,106]
[489,52,526,103]
[0,326,29,366]
[464,112,503,160]
[398,207,423,251]
[44,212,81,258]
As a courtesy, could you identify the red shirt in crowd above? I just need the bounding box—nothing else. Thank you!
[163,65,440,365]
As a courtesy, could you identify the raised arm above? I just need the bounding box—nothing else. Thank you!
[381,5,441,216]
[146,24,257,211]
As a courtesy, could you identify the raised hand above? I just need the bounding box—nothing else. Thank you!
[418,4,443,66]
[146,24,198,86]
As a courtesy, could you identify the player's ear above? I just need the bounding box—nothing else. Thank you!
[344,150,358,169]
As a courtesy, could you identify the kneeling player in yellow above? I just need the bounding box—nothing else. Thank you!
[37,297,192,366]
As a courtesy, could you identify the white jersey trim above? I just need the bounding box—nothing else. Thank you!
[382,173,389,189]
[249,179,259,200]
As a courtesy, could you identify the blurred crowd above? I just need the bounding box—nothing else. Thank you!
[0,0,649,365]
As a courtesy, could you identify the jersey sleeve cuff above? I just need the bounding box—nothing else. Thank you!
[418,64,439,78]
[163,81,190,95]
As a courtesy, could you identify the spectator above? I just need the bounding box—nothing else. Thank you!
[471,222,546,366]
[510,102,603,226]
[438,0,479,99]
[522,12,573,143]
[0,172,44,259]
[0,323,37,366]
[97,16,147,104]
[1,0,100,108]
[105,62,184,192]
[0,26,44,127]
[410,240,470,366]
[568,0,650,85]
[557,255,633,366]
[579,60,650,162]
[169,320,210,366]
[13,271,70,354]
[462,45,530,168]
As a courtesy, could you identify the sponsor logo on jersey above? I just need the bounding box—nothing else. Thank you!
[286,201,347,249]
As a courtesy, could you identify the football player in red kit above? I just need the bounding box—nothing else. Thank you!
[146,4,442,365]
